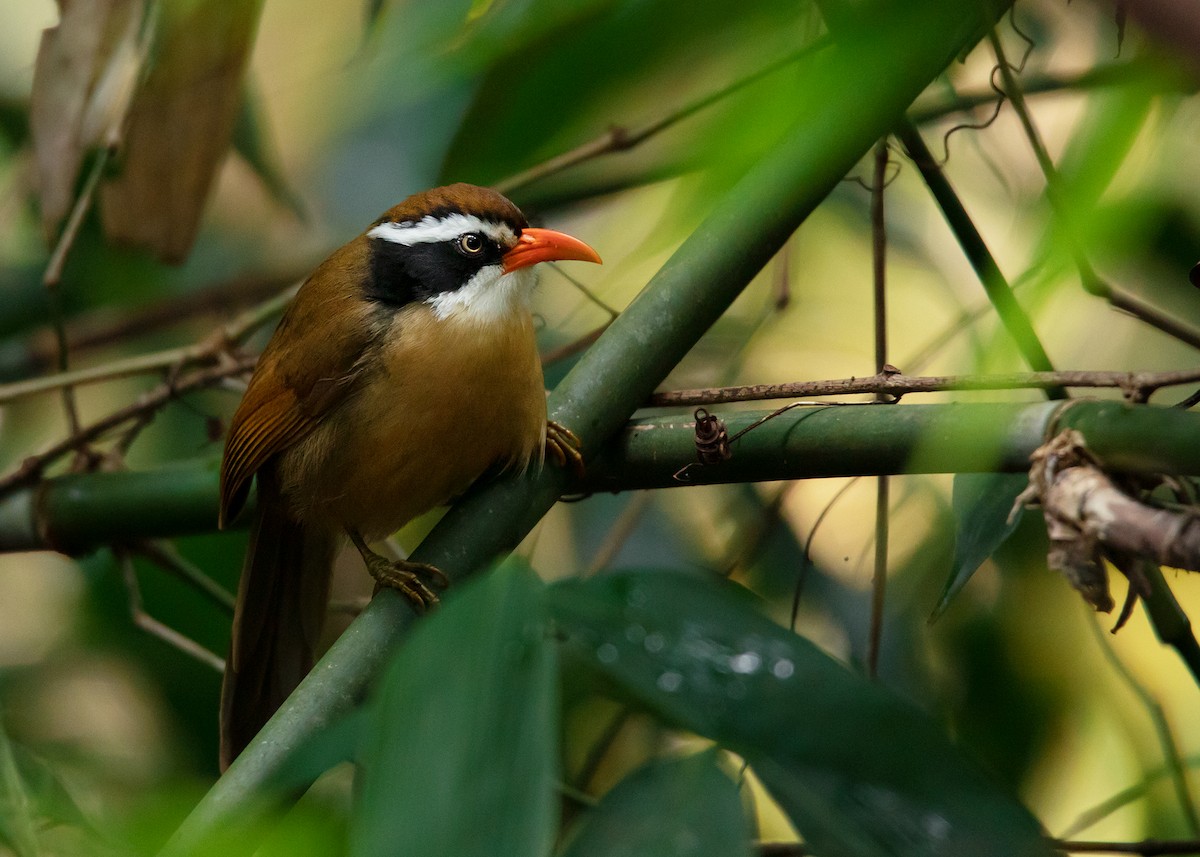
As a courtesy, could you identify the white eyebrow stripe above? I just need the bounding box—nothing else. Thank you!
[367,213,515,247]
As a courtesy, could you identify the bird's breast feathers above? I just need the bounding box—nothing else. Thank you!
[277,301,546,538]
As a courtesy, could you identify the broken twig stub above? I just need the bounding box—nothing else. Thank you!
[1011,429,1200,614]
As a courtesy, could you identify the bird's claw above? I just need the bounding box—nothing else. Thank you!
[546,420,585,478]
[365,556,448,612]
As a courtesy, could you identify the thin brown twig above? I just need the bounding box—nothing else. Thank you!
[116,549,226,673]
[493,36,832,196]
[868,140,889,680]
[871,141,889,378]
[0,354,257,497]
[988,29,1102,291]
[646,367,1200,409]
[106,395,163,470]
[132,540,236,614]
[869,483,892,658]
[15,269,307,374]
[0,284,297,406]
[791,478,859,630]
[547,263,619,320]
[907,60,1178,125]
[42,148,111,437]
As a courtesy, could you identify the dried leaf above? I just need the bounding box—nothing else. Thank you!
[29,0,148,240]
[100,0,266,263]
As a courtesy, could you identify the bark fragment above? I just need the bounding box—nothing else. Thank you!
[1012,429,1200,612]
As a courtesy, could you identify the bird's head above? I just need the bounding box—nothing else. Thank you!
[364,183,601,324]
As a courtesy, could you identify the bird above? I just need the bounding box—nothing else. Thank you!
[216,183,601,770]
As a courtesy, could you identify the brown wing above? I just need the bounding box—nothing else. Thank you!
[219,237,378,526]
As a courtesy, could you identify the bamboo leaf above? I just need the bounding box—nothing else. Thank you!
[29,0,147,239]
[560,750,751,857]
[100,0,265,262]
[0,720,39,857]
[441,0,810,191]
[8,744,91,836]
[932,472,1028,619]
[548,571,1052,857]
[351,562,558,857]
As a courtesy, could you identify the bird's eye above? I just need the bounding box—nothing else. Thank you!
[457,233,485,256]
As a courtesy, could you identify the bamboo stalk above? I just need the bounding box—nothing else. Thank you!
[11,400,1200,554]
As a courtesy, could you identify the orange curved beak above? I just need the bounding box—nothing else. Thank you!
[503,227,602,274]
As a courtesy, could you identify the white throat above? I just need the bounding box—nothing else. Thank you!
[425,266,537,324]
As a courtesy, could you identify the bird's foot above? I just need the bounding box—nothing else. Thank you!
[348,529,448,612]
[365,555,448,612]
[546,420,585,478]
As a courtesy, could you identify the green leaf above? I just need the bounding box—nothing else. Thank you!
[0,720,38,857]
[548,571,1052,857]
[933,473,1027,619]
[9,744,91,835]
[351,562,559,857]
[560,750,751,857]
[439,0,811,190]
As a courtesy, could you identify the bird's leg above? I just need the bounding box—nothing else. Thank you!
[346,529,448,612]
[545,420,585,478]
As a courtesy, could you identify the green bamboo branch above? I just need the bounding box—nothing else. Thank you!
[896,121,1066,396]
[156,2,1013,852]
[8,401,1200,555]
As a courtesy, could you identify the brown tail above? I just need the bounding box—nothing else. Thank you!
[219,466,336,771]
